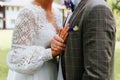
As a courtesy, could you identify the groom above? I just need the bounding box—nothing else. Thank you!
[57,0,116,80]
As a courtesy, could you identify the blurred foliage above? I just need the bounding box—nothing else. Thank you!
[107,0,120,41]
[111,0,120,12]
[54,0,61,3]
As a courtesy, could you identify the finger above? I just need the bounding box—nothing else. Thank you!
[54,35,64,43]
[58,29,62,36]
[55,41,66,48]
[53,46,65,53]
[52,50,58,57]
[58,46,65,51]
[52,47,65,56]
[60,24,69,38]
[57,47,65,53]
[63,32,68,41]
[52,38,65,48]
[63,24,69,31]
[60,24,69,37]
[52,47,58,51]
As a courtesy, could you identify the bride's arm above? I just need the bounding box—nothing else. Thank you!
[7,8,53,74]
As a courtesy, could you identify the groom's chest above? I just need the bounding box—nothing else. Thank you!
[65,8,86,48]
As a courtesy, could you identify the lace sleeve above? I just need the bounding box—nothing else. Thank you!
[7,8,53,74]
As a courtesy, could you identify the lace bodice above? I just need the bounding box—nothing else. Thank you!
[7,4,62,74]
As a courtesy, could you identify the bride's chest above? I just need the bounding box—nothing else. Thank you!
[31,7,61,47]
[33,20,57,48]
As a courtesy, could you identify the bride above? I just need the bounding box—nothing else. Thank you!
[6,0,68,80]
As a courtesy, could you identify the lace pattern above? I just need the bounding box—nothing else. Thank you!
[7,4,62,74]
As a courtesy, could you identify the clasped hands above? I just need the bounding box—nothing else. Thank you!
[51,24,69,57]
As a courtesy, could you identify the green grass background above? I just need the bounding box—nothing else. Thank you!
[0,30,120,80]
[0,30,12,80]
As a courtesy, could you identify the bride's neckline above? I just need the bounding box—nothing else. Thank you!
[31,3,59,33]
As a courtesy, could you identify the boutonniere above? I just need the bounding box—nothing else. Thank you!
[69,25,79,31]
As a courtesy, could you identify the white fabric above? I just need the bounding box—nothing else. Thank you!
[7,3,62,80]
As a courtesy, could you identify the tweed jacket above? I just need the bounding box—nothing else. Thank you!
[61,0,116,80]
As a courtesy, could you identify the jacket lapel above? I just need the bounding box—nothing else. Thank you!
[61,0,88,79]
[68,0,88,26]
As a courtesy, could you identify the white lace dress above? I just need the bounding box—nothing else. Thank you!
[7,4,62,80]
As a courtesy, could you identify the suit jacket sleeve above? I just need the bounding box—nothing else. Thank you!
[82,5,116,80]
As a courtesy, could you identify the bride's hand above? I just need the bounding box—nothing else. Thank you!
[59,24,69,41]
[51,24,69,57]
[51,35,66,56]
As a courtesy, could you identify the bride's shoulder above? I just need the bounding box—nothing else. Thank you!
[19,4,44,16]
[18,5,35,16]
